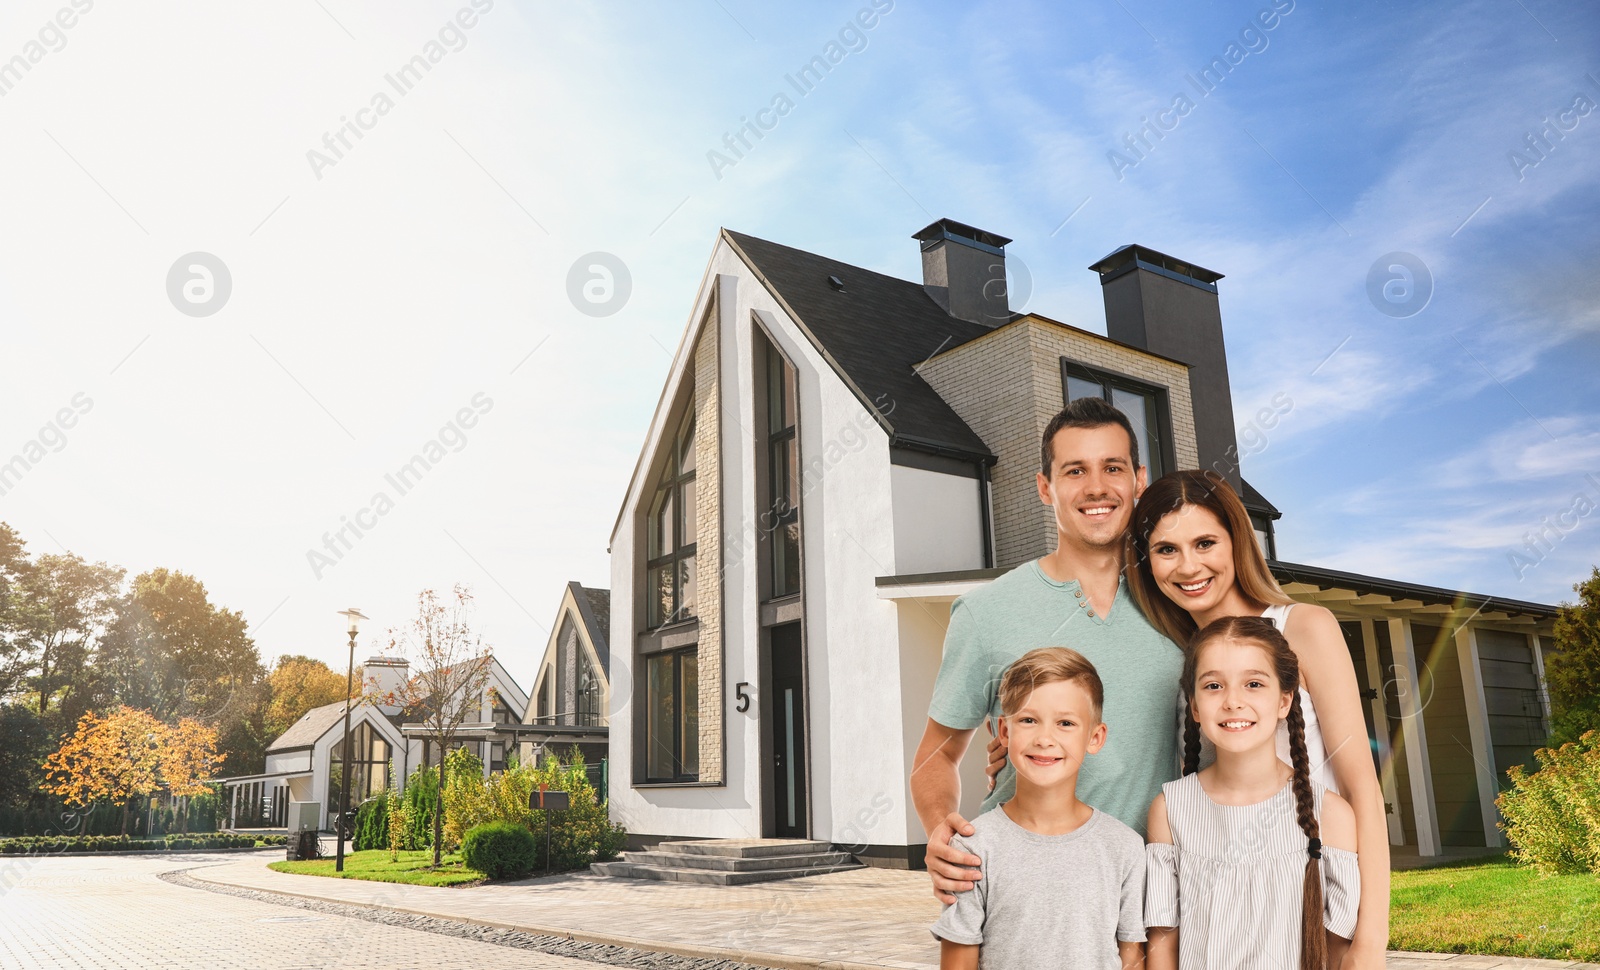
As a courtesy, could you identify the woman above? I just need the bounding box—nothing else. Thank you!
[1127,469,1390,969]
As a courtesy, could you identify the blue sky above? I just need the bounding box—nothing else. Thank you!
[0,0,1595,685]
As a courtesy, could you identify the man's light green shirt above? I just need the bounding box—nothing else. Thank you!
[928,559,1184,836]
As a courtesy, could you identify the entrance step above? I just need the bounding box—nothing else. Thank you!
[590,838,863,885]
[656,838,835,858]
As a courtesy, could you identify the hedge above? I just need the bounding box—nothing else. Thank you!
[0,833,287,854]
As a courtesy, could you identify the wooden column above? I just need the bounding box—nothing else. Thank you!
[1530,633,1554,733]
[1454,625,1503,847]
[1389,617,1440,856]
[1360,617,1404,844]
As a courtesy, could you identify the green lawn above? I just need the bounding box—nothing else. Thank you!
[269,849,484,887]
[1390,855,1600,962]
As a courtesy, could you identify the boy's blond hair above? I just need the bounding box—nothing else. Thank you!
[998,647,1104,724]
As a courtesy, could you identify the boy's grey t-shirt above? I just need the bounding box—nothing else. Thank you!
[931,806,1146,969]
[928,559,1184,834]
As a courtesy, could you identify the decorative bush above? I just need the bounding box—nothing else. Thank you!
[386,801,412,861]
[1498,730,1600,874]
[460,820,538,880]
[532,751,627,868]
[443,748,625,870]
[400,766,438,850]
[353,791,390,851]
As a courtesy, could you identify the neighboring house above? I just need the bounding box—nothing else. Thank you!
[517,582,610,771]
[221,654,529,831]
[605,219,1558,865]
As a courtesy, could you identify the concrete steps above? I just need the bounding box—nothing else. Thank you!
[590,838,864,885]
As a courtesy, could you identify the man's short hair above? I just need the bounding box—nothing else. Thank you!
[1040,396,1141,477]
[999,647,1105,724]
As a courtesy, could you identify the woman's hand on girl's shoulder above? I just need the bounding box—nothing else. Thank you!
[1320,790,1357,853]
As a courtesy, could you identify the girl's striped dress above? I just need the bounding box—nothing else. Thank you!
[1145,773,1359,969]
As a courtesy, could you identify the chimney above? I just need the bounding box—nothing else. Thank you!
[1087,245,1242,491]
[363,656,410,704]
[913,218,1014,327]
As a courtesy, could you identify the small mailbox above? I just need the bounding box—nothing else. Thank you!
[531,790,570,811]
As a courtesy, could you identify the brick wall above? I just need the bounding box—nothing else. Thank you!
[918,317,1196,567]
[692,327,724,783]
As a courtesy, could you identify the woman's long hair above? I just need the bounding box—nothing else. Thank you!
[1181,616,1326,970]
[1127,469,1293,646]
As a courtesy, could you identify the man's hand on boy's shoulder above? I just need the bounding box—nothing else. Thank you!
[984,719,1007,793]
[925,811,982,904]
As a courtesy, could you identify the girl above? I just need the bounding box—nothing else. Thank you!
[1128,470,1389,967]
[1145,616,1359,970]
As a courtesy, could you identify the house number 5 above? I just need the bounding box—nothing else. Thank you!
[735,682,751,713]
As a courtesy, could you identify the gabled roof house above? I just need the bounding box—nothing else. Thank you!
[607,219,1558,865]
[221,654,528,831]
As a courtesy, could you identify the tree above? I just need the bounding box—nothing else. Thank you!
[264,654,350,740]
[95,569,266,772]
[160,717,224,834]
[378,585,495,866]
[0,703,52,810]
[41,706,166,835]
[1546,566,1600,748]
[0,523,33,700]
[13,552,125,725]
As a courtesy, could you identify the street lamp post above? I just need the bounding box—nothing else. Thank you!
[334,607,367,872]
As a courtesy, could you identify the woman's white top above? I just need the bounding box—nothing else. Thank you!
[1182,603,1340,792]
[1144,773,1360,967]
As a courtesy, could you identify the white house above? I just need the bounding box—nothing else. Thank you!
[221,654,529,831]
[605,220,1559,866]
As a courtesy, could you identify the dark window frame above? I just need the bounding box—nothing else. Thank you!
[765,342,801,600]
[645,408,698,629]
[643,646,699,783]
[1059,358,1175,479]
[326,720,391,814]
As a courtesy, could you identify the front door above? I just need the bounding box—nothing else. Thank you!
[769,622,808,838]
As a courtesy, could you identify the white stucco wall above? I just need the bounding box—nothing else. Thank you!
[265,750,311,775]
[893,599,993,843]
[889,464,986,576]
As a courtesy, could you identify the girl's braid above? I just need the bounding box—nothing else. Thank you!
[1287,692,1326,970]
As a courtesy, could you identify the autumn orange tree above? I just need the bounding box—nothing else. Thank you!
[41,706,223,835]
[161,717,226,833]
[264,654,350,739]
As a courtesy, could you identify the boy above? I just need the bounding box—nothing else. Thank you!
[931,648,1145,970]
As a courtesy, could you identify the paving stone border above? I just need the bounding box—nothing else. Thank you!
[161,865,782,970]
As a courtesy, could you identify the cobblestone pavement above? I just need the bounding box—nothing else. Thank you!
[1,851,1593,970]
[0,851,764,970]
[187,853,1600,970]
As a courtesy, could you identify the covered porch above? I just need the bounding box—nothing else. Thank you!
[875,561,1558,858]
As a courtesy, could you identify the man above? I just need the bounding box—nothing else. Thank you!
[910,396,1183,903]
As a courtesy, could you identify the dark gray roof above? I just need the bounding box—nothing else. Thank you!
[265,701,348,752]
[580,586,610,648]
[1240,478,1280,519]
[571,582,610,673]
[1269,559,1556,619]
[724,230,995,462]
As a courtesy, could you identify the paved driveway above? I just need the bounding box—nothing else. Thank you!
[0,851,606,970]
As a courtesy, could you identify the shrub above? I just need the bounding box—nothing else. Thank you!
[460,821,538,880]
[401,767,437,850]
[531,750,627,869]
[441,748,624,869]
[353,792,389,851]
[386,801,412,861]
[1498,730,1600,874]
